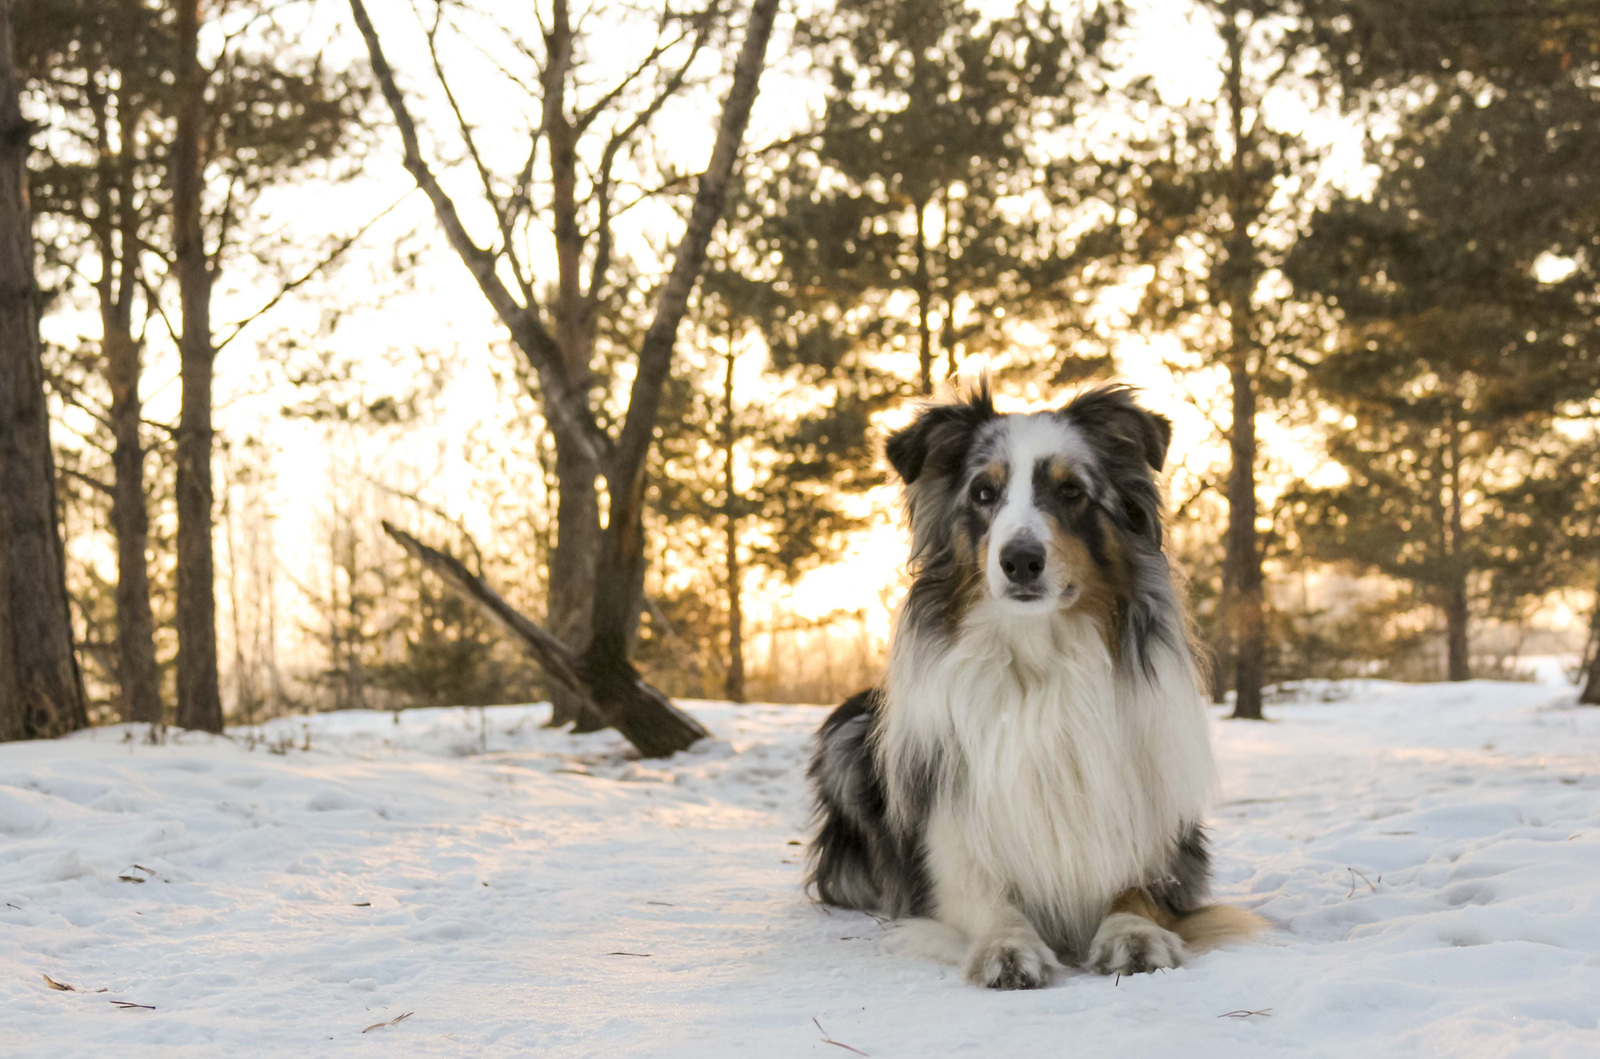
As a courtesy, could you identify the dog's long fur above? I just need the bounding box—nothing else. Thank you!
[807,382,1263,989]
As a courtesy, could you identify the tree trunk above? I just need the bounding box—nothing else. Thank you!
[1221,5,1264,721]
[538,0,607,732]
[545,436,604,730]
[912,194,933,395]
[105,325,161,725]
[1227,359,1265,719]
[1443,574,1470,683]
[1442,414,1470,682]
[172,0,223,732]
[91,77,162,728]
[722,319,745,703]
[1580,573,1600,705]
[583,0,779,696]
[0,0,88,741]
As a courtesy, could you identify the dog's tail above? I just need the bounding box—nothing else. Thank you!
[1171,904,1269,953]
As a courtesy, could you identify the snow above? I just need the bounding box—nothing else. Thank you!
[4,682,1600,1057]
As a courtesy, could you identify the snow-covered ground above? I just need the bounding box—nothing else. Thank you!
[3,681,1599,1057]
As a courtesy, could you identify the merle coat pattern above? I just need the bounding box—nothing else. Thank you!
[807,383,1260,989]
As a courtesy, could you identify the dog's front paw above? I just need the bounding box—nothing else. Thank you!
[965,934,1059,990]
[1087,913,1186,975]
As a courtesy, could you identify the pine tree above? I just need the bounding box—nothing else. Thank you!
[778,0,1124,395]
[1285,93,1599,680]
[1120,0,1326,718]
[1286,1,1600,682]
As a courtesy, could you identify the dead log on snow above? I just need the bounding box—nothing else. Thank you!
[380,521,710,758]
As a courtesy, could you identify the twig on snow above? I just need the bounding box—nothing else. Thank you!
[1346,867,1380,897]
[362,1011,413,1033]
[111,1000,156,1010]
[813,1017,868,1056]
[604,951,653,957]
[1218,1009,1272,1019]
[43,974,74,991]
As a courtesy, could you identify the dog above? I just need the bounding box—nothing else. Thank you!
[806,381,1263,989]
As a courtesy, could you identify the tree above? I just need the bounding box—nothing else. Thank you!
[165,0,365,732]
[1285,93,1598,680]
[352,0,780,755]
[1121,0,1325,718]
[779,0,1123,395]
[0,0,87,741]
[1286,1,1600,682]
[20,0,169,726]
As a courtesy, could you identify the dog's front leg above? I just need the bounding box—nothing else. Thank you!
[925,807,1059,990]
[1086,889,1187,975]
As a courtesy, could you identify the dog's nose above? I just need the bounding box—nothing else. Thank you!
[999,538,1046,586]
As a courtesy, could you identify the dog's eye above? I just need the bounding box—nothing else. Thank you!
[970,481,998,506]
[1060,480,1084,501]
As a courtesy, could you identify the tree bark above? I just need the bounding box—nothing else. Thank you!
[0,0,88,741]
[106,326,161,725]
[382,522,709,756]
[172,0,223,732]
[539,0,607,732]
[1221,4,1265,721]
[583,0,780,689]
[545,435,604,730]
[722,318,745,703]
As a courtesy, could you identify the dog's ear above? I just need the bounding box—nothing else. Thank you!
[1060,385,1171,472]
[886,384,997,485]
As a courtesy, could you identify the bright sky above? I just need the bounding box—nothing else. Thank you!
[43,0,1575,687]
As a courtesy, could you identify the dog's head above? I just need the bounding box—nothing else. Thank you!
[887,382,1172,651]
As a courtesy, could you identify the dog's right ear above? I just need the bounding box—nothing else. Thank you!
[885,384,996,485]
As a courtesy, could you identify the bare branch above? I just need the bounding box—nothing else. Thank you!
[61,466,114,498]
[586,16,716,305]
[213,193,409,353]
[347,0,606,467]
[418,0,534,301]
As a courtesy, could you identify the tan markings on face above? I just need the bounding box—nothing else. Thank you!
[1047,514,1118,650]
[1041,456,1074,489]
[947,515,991,625]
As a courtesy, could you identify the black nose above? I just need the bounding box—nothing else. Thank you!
[999,538,1046,586]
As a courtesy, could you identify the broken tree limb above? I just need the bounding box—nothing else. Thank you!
[380,521,710,758]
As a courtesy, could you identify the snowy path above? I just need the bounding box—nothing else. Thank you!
[3,683,1599,1057]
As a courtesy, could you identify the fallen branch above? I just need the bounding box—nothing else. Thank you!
[380,521,710,758]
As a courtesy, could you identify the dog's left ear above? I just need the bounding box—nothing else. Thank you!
[1060,385,1172,472]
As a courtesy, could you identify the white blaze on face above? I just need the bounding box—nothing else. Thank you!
[983,415,1096,607]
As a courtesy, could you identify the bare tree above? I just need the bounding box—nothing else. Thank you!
[0,0,87,741]
[350,0,780,755]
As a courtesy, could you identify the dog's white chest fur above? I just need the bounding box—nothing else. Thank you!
[882,606,1215,954]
